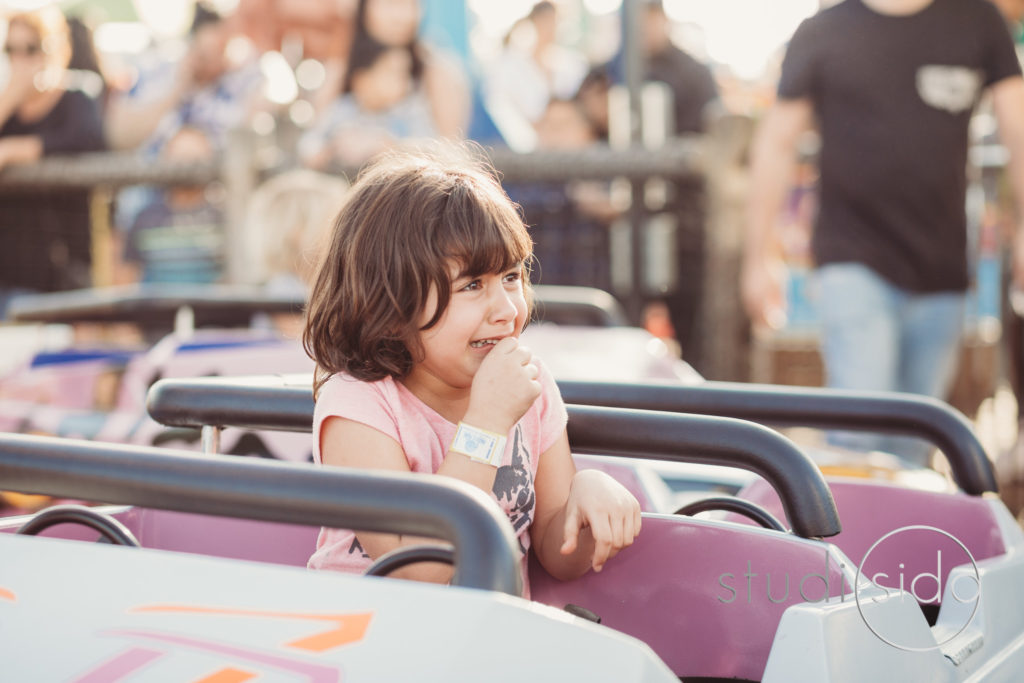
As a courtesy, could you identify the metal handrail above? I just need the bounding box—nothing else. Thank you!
[7,283,624,330]
[556,380,997,496]
[0,432,523,596]
[0,141,704,192]
[146,375,841,538]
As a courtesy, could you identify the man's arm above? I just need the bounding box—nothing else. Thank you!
[990,76,1024,288]
[741,97,815,329]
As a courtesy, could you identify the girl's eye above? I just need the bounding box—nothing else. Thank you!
[503,269,522,284]
[460,279,482,292]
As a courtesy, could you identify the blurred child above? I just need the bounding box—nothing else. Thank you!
[117,126,224,284]
[508,98,616,291]
[247,169,349,296]
[299,39,435,169]
[302,144,641,590]
[245,169,348,337]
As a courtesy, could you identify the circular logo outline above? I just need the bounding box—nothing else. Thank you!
[854,524,980,651]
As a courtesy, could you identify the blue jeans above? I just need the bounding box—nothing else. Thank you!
[813,263,966,465]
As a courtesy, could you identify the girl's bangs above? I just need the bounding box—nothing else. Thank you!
[439,183,532,277]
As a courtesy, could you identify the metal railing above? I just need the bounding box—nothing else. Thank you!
[0,119,755,380]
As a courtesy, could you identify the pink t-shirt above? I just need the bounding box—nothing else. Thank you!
[308,359,568,592]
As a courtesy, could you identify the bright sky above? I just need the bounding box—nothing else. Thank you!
[663,0,819,79]
[470,0,819,80]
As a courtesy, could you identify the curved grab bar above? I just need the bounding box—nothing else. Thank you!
[10,284,625,331]
[565,405,840,538]
[0,433,522,596]
[8,284,304,329]
[148,376,315,432]
[147,377,841,538]
[557,380,996,495]
[531,285,628,327]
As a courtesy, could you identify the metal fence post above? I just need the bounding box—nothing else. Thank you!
[700,113,754,381]
[222,128,259,285]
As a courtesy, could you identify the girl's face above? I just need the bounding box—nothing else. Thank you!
[405,261,528,395]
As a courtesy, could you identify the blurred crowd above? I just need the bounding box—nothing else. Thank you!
[9,0,1024,366]
[4,0,1024,408]
[0,0,726,356]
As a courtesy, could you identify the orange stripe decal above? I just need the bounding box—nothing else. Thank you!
[286,611,373,652]
[0,587,15,602]
[194,667,258,683]
[132,605,373,652]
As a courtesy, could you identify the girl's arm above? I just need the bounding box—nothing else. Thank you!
[320,338,542,584]
[529,430,642,581]
[321,416,493,584]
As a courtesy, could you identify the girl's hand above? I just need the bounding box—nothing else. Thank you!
[464,337,540,434]
[560,469,642,572]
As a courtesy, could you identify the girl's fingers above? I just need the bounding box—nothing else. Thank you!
[621,515,635,547]
[589,514,613,572]
[560,507,580,555]
[610,510,624,548]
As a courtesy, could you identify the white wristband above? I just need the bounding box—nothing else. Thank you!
[450,422,507,467]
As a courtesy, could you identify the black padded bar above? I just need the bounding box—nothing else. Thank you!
[10,284,621,330]
[557,380,997,496]
[0,433,522,596]
[531,285,628,327]
[148,376,315,432]
[565,405,840,538]
[147,376,841,538]
[8,285,305,328]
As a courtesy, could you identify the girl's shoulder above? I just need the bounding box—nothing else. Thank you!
[314,373,406,437]
[316,372,435,423]
[318,372,400,407]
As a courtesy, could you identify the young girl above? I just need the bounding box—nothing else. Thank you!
[302,145,641,590]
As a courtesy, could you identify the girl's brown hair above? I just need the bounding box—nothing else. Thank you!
[303,144,534,395]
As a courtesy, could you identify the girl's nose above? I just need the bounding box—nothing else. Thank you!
[488,282,517,322]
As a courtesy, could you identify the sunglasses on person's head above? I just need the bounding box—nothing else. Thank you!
[3,43,42,57]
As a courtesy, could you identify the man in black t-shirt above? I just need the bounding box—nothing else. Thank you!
[741,0,1024,462]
